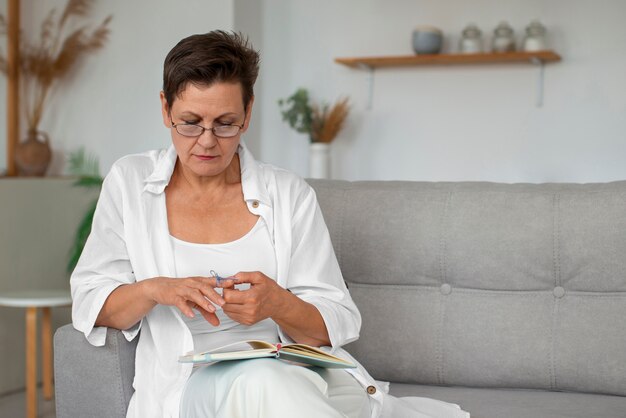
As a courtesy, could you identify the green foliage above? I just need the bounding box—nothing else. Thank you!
[73,176,103,187]
[67,147,103,273]
[67,199,97,273]
[68,146,101,178]
[278,88,314,140]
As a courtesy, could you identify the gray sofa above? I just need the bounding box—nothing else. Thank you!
[55,179,626,418]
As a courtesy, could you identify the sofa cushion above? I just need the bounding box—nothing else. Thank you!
[54,325,137,418]
[309,180,626,397]
[389,383,626,418]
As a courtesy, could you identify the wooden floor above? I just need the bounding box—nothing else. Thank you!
[0,388,55,418]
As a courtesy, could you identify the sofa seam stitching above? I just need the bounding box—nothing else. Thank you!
[437,191,452,385]
[439,294,446,386]
[550,192,561,391]
[438,192,451,286]
[552,298,560,390]
[336,185,347,290]
[553,193,562,288]
[348,282,626,296]
[337,186,347,270]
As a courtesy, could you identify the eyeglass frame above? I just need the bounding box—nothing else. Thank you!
[169,117,245,139]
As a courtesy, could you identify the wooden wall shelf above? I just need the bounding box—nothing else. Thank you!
[334,50,561,108]
[335,50,561,69]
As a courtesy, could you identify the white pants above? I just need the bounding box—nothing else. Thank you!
[180,358,371,418]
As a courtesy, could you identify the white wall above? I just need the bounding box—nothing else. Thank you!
[233,0,264,158]
[2,0,625,183]
[0,0,234,175]
[251,0,626,183]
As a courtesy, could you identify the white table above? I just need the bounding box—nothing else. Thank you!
[0,289,72,418]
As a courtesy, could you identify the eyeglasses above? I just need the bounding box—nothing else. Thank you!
[170,119,244,138]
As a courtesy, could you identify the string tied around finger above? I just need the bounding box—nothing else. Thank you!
[210,270,235,286]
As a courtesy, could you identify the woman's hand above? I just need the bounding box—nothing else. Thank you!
[145,276,235,326]
[221,272,286,326]
[221,271,331,346]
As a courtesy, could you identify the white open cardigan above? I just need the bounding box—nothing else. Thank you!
[70,142,385,417]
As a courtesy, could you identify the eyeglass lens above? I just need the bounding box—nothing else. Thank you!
[175,123,242,138]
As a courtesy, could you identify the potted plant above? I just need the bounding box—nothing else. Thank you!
[278,88,349,178]
[0,0,112,176]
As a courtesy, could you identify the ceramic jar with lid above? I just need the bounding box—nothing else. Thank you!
[412,26,444,55]
[459,24,483,54]
[522,20,548,51]
[492,21,516,53]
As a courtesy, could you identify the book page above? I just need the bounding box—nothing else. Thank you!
[281,344,352,364]
[186,340,277,356]
[179,340,355,368]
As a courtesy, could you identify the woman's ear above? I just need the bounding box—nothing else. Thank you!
[160,91,171,128]
[241,96,255,133]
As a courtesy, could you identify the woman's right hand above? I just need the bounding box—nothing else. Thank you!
[144,277,233,326]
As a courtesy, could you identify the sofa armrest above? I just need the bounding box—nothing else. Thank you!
[54,324,137,418]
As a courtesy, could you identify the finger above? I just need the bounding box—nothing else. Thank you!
[183,277,226,306]
[187,276,220,288]
[232,271,266,285]
[178,299,195,318]
[195,284,226,307]
[222,288,248,304]
[188,276,233,290]
[221,304,258,326]
[187,291,218,314]
[216,277,237,289]
[196,306,221,326]
[180,286,216,313]
[202,273,237,289]
[221,302,247,315]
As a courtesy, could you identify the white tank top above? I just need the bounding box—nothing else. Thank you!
[170,217,279,352]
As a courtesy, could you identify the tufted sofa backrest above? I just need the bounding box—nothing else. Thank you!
[309,179,626,396]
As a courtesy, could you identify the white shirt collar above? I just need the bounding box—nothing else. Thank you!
[142,141,271,208]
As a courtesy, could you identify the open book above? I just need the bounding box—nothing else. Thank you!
[179,340,356,369]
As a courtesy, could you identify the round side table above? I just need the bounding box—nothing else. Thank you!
[0,289,72,418]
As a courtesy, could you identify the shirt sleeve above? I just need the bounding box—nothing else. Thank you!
[70,166,140,346]
[281,183,361,351]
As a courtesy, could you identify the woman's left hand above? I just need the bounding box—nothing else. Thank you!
[221,271,286,326]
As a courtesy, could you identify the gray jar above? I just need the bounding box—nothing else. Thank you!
[412,26,444,55]
[492,21,516,53]
[459,24,483,54]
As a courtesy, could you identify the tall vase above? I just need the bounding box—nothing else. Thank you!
[15,130,52,176]
[309,142,330,179]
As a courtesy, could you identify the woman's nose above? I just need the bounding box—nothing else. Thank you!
[196,129,218,148]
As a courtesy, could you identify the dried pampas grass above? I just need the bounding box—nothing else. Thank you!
[0,0,112,132]
[279,88,351,143]
[311,97,350,143]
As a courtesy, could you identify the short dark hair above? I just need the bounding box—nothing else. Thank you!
[162,30,260,111]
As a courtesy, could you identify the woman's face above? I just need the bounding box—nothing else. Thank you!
[160,82,253,178]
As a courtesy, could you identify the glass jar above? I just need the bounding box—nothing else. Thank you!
[522,20,548,51]
[459,24,484,54]
[492,21,516,53]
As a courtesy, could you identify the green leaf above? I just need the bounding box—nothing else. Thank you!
[67,198,97,273]
[68,146,101,177]
[73,176,103,188]
[278,88,313,136]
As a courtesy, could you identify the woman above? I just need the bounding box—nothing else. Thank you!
[71,31,469,418]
